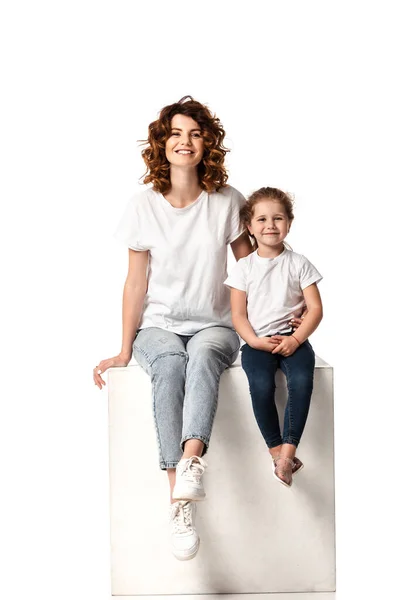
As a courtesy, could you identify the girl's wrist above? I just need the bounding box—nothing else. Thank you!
[291,333,301,346]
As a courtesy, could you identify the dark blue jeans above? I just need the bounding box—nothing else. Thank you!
[241,339,315,448]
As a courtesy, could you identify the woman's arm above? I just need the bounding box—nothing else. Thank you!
[230,232,253,260]
[93,249,148,389]
[120,248,149,357]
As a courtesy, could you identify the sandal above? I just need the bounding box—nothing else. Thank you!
[292,456,304,475]
[271,456,296,487]
[271,456,303,476]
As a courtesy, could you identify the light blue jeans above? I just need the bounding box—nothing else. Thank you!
[133,326,240,470]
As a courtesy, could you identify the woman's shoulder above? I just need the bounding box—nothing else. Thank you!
[211,185,246,211]
[128,186,158,204]
[212,184,245,200]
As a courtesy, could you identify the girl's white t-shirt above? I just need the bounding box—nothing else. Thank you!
[224,248,322,337]
[114,185,246,335]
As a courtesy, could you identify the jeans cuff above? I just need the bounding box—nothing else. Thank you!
[180,435,209,455]
[159,460,180,470]
[282,437,299,447]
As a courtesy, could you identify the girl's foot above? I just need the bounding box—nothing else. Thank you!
[292,456,304,475]
[272,456,295,487]
[270,455,304,476]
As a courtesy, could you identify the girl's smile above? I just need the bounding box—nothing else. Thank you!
[248,199,292,258]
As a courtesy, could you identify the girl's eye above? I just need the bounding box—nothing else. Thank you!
[274,217,283,220]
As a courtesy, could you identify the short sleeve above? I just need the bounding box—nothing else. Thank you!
[225,187,247,244]
[224,259,247,292]
[299,256,323,290]
[114,195,149,251]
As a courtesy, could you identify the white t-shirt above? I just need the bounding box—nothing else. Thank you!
[114,185,246,335]
[224,248,322,337]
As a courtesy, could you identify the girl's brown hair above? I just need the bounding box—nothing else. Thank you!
[140,96,229,194]
[240,187,295,247]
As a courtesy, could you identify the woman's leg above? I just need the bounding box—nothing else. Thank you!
[133,327,188,473]
[182,326,240,453]
[241,344,282,449]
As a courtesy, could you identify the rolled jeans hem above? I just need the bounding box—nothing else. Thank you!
[268,438,284,449]
[181,435,209,454]
[160,460,180,470]
[282,437,299,447]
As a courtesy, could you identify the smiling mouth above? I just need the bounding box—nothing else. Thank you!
[175,150,194,155]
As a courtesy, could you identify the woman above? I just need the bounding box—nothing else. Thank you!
[93,96,252,560]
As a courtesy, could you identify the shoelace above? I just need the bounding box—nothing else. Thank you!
[170,501,193,534]
[181,457,206,483]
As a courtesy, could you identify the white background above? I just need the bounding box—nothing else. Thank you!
[1,1,398,599]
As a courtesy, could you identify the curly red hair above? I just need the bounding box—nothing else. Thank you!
[140,96,229,193]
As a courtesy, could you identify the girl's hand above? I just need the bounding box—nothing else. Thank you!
[270,335,300,357]
[253,336,280,353]
[93,352,132,390]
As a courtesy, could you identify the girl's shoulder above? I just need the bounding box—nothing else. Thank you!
[284,249,311,265]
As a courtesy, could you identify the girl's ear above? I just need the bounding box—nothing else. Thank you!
[247,224,254,236]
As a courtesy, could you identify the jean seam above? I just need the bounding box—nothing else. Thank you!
[134,344,188,368]
[282,359,294,442]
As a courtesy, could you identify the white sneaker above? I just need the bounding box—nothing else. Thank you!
[172,456,207,501]
[169,500,199,561]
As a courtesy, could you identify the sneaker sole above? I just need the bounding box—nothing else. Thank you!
[173,539,200,561]
[172,487,206,502]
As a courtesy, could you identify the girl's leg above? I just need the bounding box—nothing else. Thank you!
[241,344,282,449]
[133,328,187,472]
[272,343,314,487]
[280,340,315,447]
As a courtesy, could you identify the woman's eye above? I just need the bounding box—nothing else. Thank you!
[171,132,180,137]
[192,133,202,138]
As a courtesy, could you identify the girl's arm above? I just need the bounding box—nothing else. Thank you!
[230,232,253,260]
[288,283,323,344]
[230,288,278,352]
[271,283,323,356]
[93,249,148,389]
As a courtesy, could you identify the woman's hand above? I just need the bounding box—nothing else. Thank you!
[270,335,300,357]
[289,307,308,330]
[93,352,132,390]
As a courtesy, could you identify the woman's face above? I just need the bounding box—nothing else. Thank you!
[165,114,204,168]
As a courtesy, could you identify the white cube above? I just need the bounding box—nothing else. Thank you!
[108,355,335,595]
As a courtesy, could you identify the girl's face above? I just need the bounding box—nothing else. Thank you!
[165,114,204,168]
[248,199,291,251]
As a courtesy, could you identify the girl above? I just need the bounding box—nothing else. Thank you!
[225,187,323,488]
[93,96,253,560]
